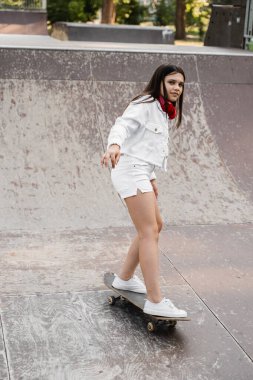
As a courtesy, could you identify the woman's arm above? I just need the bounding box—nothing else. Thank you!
[101,100,148,169]
[101,144,120,169]
[107,101,148,150]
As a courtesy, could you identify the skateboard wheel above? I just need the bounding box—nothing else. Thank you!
[108,296,116,305]
[168,321,177,327]
[147,321,156,333]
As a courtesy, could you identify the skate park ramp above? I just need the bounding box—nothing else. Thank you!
[0,37,253,230]
[0,35,253,379]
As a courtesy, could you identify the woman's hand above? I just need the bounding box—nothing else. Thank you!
[101,144,121,169]
[150,179,158,198]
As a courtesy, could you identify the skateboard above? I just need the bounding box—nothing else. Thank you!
[104,272,190,333]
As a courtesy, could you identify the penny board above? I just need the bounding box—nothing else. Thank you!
[104,272,190,332]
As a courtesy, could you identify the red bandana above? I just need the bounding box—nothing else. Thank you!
[158,96,177,120]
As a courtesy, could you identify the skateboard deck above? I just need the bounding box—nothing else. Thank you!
[104,272,190,332]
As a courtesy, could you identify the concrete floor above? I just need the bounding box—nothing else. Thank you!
[1,34,253,55]
[0,35,253,379]
[0,225,252,379]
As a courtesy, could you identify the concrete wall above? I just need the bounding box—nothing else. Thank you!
[0,47,253,231]
[0,10,48,35]
[51,23,174,44]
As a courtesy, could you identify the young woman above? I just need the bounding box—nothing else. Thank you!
[101,64,187,318]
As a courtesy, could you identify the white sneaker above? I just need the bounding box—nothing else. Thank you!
[112,274,147,294]
[144,298,187,318]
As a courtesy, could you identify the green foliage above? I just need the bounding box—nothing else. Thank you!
[68,1,85,21]
[47,0,102,23]
[0,0,41,8]
[249,41,253,52]
[115,0,148,25]
[185,0,210,39]
[154,0,176,26]
[47,0,69,22]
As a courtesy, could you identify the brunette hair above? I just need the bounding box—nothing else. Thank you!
[132,64,185,128]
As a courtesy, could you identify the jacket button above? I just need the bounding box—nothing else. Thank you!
[155,128,157,132]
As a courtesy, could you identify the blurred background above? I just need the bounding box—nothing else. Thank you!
[0,0,237,44]
[45,0,210,44]
[0,0,252,48]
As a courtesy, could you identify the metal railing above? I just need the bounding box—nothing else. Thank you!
[0,0,47,10]
[244,0,253,49]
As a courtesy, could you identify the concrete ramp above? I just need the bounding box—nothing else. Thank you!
[0,37,253,230]
[0,36,253,380]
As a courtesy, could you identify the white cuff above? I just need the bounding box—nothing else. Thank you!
[107,142,121,150]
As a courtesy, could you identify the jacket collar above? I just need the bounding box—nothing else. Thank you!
[155,99,168,119]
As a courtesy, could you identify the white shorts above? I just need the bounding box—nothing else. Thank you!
[111,154,156,200]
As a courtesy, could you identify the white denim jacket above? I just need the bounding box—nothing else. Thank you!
[107,95,172,179]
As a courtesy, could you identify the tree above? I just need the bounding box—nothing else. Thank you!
[154,0,176,26]
[175,0,186,39]
[101,0,115,23]
[47,0,102,23]
[47,0,69,22]
[115,0,147,25]
[153,0,186,39]
[185,0,210,40]
[101,0,148,25]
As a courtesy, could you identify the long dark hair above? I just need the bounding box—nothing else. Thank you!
[132,64,185,128]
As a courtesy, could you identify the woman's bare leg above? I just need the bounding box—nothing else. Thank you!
[119,234,139,280]
[119,192,163,281]
[121,190,163,303]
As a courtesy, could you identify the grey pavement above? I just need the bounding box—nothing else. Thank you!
[1,34,253,55]
[0,34,252,379]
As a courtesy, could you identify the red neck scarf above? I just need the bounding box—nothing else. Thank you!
[158,96,177,120]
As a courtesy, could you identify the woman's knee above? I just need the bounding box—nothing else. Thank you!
[138,224,159,241]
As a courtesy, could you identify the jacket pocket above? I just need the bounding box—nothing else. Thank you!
[145,122,163,134]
